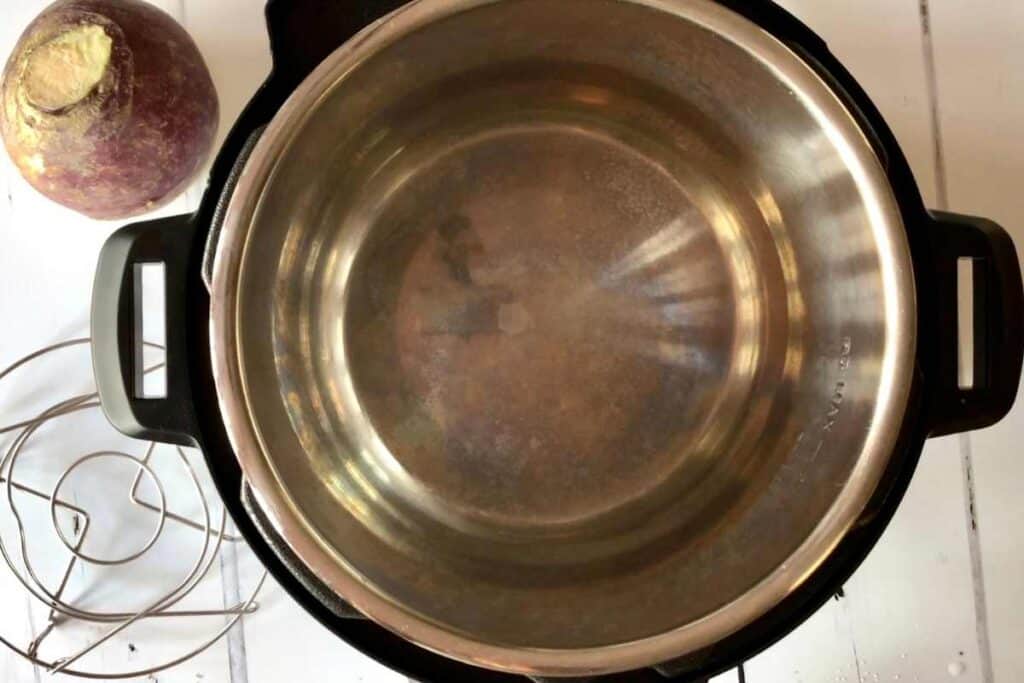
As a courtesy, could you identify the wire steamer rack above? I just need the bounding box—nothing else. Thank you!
[0,339,267,678]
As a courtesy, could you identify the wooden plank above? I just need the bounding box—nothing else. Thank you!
[929,1,1024,680]
[178,0,271,212]
[174,2,273,681]
[1,1,136,679]
[709,667,741,683]
[0,18,29,673]
[181,0,273,157]
[236,580,408,683]
[840,436,987,683]
[776,0,941,204]
[0,1,233,681]
[746,593,861,683]
[229,524,405,683]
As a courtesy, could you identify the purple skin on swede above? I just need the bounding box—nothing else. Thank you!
[0,0,218,219]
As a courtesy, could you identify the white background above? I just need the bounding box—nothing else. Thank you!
[1,1,1022,682]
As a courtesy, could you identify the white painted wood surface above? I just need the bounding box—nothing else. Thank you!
[1,1,1021,682]
[928,2,1024,680]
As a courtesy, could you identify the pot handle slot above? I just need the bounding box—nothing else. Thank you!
[92,214,200,447]
[926,211,1024,436]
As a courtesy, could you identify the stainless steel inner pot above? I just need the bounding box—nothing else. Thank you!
[211,0,915,675]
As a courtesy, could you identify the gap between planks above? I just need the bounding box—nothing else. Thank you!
[22,594,41,683]
[220,539,251,683]
[919,1,994,681]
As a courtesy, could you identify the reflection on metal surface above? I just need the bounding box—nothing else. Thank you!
[210,0,916,675]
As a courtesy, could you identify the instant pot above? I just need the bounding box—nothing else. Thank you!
[92,1,1023,680]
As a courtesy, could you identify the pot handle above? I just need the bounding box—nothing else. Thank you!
[926,211,1024,437]
[91,214,200,447]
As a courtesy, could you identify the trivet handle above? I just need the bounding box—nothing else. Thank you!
[91,214,200,447]
[925,211,1024,436]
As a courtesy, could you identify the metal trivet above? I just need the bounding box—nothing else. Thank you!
[0,339,267,679]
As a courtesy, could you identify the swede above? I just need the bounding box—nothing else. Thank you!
[1,0,219,219]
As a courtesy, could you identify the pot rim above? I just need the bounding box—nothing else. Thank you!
[209,0,917,675]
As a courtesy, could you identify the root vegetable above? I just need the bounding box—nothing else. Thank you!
[1,0,219,219]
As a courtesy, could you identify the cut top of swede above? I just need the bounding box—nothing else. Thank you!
[22,24,113,113]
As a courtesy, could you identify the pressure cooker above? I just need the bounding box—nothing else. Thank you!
[92,0,1023,680]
